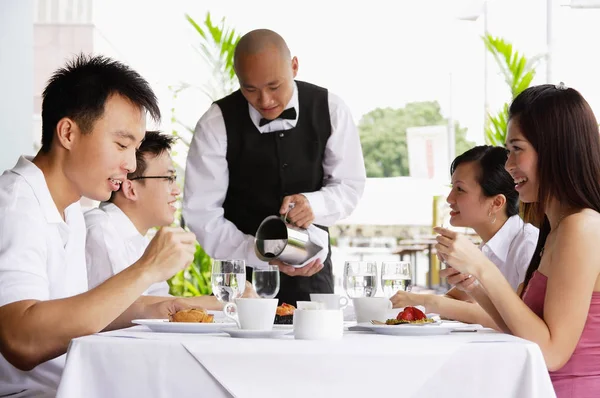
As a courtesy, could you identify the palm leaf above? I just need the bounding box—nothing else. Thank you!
[483,33,540,145]
[167,12,241,296]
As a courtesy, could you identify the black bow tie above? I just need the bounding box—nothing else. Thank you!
[259,107,297,127]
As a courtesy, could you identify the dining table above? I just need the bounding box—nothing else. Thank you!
[56,320,555,398]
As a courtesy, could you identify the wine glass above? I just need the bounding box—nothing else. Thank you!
[252,265,280,299]
[343,261,377,298]
[211,259,246,303]
[381,261,412,297]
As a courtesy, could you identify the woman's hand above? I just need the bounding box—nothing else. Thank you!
[389,290,426,309]
[439,266,479,293]
[434,227,490,277]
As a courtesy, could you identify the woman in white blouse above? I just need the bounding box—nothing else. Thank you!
[391,145,539,329]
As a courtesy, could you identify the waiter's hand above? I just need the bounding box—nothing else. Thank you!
[280,194,314,229]
[269,258,323,277]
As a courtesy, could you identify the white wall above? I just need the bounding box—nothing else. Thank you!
[0,0,35,172]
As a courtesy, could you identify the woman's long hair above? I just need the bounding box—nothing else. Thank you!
[509,85,600,292]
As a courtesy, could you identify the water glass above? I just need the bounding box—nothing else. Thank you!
[252,265,280,299]
[343,261,377,298]
[212,259,246,303]
[381,261,412,297]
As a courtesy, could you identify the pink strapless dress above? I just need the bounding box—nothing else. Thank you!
[522,271,600,397]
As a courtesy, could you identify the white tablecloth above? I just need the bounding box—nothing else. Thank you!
[56,326,555,398]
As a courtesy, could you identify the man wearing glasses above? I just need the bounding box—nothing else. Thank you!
[84,131,209,298]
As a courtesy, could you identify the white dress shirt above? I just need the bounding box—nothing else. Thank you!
[84,202,170,296]
[183,82,366,268]
[480,214,540,291]
[0,156,88,398]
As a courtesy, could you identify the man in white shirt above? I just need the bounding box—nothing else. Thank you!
[0,54,200,397]
[84,131,220,305]
[184,29,366,305]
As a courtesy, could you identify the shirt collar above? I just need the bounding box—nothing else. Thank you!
[99,202,144,242]
[480,214,523,263]
[248,81,299,133]
[10,156,66,224]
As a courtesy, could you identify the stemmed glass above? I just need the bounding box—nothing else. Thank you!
[211,259,246,303]
[343,261,377,298]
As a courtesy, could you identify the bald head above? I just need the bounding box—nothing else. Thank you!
[233,29,298,121]
[234,29,291,70]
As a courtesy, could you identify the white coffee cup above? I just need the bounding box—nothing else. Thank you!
[223,298,277,330]
[310,294,349,310]
[352,297,392,323]
[294,309,343,340]
[297,301,325,310]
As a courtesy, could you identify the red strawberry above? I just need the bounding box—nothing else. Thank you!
[412,307,426,320]
[398,307,415,321]
[397,306,426,322]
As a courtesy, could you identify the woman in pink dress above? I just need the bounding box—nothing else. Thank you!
[435,83,600,397]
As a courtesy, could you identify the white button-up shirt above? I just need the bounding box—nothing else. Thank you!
[183,82,366,268]
[480,214,540,291]
[0,156,88,398]
[84,202,170,296]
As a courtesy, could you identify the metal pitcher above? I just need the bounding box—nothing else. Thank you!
[254,210,323,265]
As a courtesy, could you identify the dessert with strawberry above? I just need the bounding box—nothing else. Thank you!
[385,306,434,325]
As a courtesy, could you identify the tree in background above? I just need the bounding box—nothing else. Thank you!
[358,101,475,178]
[483,34,541,146]
[168,12,241,297]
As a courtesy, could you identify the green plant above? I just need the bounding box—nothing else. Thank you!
[167,12,241,297]
[168,244,213,296]
[483,34,541,146]
[185,12,240,101]
[169,12,241,146]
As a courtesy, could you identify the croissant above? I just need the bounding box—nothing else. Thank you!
[169,308,214,323]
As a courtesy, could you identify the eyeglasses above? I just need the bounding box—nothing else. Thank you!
[129,175,177,185]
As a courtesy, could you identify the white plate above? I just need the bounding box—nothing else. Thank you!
[207,310,226,319]
[359,322,452,336]
[222,328,292,339]
[132,319,234,334]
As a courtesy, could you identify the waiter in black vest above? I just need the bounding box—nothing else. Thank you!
[183,29,366,305]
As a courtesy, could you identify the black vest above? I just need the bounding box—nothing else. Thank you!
[216,80,334,305]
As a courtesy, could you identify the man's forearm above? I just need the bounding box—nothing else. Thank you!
[102,295,168,331]
[303,183,363,227]
[0,262,155,370]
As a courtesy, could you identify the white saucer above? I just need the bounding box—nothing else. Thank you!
[132,319,233,334]
[222,328,292,339]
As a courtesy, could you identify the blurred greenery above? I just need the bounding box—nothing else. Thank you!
[168,244,213,296]
[358,101,474,177]
[167,11,241,296]
[483,34,541,146]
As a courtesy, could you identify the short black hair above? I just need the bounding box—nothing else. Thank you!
[128,130,176,181]
[450,145,519,217]
[41,53,160,153]
[108,131,176,202]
